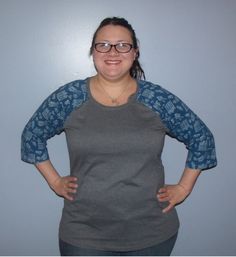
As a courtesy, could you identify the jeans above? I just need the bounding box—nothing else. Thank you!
[59,233,178,256]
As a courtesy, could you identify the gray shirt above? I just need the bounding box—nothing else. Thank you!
[21,79,217,251]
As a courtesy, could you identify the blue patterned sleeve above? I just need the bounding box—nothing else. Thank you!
[21,80,87,164]
[139,82,217,170]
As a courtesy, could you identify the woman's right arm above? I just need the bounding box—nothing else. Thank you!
[35,160,78,201]
[21,82,86,200]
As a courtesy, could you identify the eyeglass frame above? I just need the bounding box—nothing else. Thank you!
[94,42,134,53]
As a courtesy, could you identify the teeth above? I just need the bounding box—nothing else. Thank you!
[105,60,120,64]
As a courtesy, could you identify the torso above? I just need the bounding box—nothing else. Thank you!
[59,78,179,251]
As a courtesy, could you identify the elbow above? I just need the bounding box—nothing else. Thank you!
[186,129,217,171]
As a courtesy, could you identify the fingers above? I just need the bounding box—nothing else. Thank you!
[158,187,167,193]
[157,184,189,213]
[64,186,77,194]
[162,203,174,214]
[62,176,78,201]
[64,176,78,184]
[64,192,74,202]
[157,190,169,201]
[157,186,170,202]
[68,182,78,189]
[64,177,78,190]
[52,176,78,201]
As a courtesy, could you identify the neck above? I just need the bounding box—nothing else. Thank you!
[95,74,133,90]
[91,74,136,106]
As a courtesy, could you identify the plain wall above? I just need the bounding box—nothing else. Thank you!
[1,0,235,255]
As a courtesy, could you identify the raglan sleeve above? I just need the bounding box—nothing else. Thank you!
[157,87,217,170]
[21,86,69,164]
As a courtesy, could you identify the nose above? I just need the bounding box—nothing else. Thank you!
[108,45,119,55]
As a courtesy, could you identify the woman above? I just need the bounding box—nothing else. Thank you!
[21,17,217,256]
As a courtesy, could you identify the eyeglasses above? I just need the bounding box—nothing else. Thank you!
[94,42,133,53]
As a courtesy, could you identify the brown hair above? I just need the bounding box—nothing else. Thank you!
[90,17,146,80]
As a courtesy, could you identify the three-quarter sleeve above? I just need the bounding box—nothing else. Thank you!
[159,90,216,170]
[21,88,67,163]
[138,81,217,170]
[21,80,88,164]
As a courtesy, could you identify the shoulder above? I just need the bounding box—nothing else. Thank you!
[30,79,89,123]
[137,80,176,100]
[60,79,88,91]
[54,79,88,100]
[136,80,193,126]
[45,78,89,109]
[137,80,162,93]
[137,80,180,109]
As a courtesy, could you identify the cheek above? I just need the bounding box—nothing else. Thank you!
[92,54,102,70]
[125,51,137,63]
[124,54,136,67]
[92,52,105,64]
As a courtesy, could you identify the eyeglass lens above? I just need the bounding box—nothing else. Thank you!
[95,43,133,53]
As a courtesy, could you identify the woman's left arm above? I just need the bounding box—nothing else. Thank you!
[142,83,217,213]
[157,168,201,213]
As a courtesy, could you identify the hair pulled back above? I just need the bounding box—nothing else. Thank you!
[90,17,145,80]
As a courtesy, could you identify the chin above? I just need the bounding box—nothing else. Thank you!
[101,70,130,81]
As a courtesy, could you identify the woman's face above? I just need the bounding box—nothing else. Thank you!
[92,25,137,82]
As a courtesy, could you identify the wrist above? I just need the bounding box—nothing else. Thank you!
[49,176,61,190]
[177,183,191,195]
[35,160,61,189]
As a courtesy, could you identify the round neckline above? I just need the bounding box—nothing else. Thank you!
[86,77,140,110]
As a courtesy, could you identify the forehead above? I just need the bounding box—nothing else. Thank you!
[95,25,132,42]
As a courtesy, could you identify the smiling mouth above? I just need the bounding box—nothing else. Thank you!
[104,60,121,65]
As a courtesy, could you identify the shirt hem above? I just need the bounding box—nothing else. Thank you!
[59,228,179,252]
